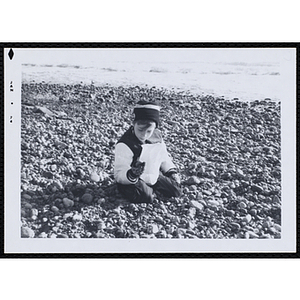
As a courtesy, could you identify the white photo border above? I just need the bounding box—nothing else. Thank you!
[2,43,298,256]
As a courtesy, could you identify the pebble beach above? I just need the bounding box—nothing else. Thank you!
[20,82,281,239]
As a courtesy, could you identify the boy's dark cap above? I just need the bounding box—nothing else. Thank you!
[133,101,160,127]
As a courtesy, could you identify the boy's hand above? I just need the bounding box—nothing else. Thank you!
[131,160,146,177]
[170,173,181,185]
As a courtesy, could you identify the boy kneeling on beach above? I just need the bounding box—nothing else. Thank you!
[114,101,181,203]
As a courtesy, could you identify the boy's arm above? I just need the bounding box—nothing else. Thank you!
[160,140,181,185]
[114,143,139,185]
[160,140,177,174]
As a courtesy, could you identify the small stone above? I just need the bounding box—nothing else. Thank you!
[231,223,241,230]
[81,193,93,204]
[190,200,204,211]
[21,227,35,238]
[273,223,281,232]
[189,185,197,192]
[188,220,196,229]
[97,221,106,230]
[73,213,83,221]
[248,201,255,208]
[236,168,244,177]
[63,212,73,220]
[188,162,197,170]
[22,194,32,200]
[203,190,212,196]
[54,140,68,149]
[57,233,69,238]
[251,184,263,194]
[213,219,221,227]
[97,198,106,205]
[188,207,197,217]
[243,214,252,224]
[51,186,58,193]
[38,232,48,238]
[155,216,165,224]
[31,208,39,216]
[76,168,85,179]
[24,203,33,209]
[239,202,247,209]
[53,180,63,190]
[43,171,54,179]
[263,220,272,228]
[260,233,271,239]
[186,176,200,185]
[247,231,259,238]
[206,208,215,215]
[51,206,60,213]
[220,172,231,180]
[249,209,257,216]
[186,229,196,235]
[148,224,159,234]
[95,232,106,238]
[225,210,235,217]
[158,230,167,238]
[62,198,74,208]
[268,227,277,234]
[86,232,93,238]
[90,171,100,182]
[52,226,59,233]
[207,199,219,207]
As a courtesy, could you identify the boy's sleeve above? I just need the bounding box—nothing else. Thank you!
[114,142,138,185]
[160,140,177,175]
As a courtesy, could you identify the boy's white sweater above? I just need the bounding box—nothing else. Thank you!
[114,129,175,186]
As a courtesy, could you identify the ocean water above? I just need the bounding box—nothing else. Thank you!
[21,49,282,101]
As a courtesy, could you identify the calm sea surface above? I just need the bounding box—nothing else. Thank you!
[21,49,282,101]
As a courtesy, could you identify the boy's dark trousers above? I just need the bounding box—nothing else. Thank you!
[117,174,181,203]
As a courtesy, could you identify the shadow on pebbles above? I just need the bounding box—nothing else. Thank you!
[20,83,281,239]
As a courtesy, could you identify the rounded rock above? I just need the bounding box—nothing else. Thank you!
[148,224,159,234]
[81,193,93,204]
[24,203,33,210]
[247,231,259,238]
[21,226,35,238]
[51,206,60,213]
[90,171,100,182]
[231,223,241,230]
[207,199,219,207]
[22,194,32,200]
[31,208,39,216]
[249,208,257,216]
[62,198,74,208]
[57,233,69,238]
[243,214,252,224]
[73,213,83,222]
[186,176,200,185]
[38,232,48,238]
[239,202,247,210]
[225,210,235,217]
[190,200,204,211]
[273,223,281,232]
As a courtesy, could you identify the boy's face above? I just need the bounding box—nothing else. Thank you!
[133,121,156,143]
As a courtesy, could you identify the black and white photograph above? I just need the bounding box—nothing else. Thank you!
[4,45,297,254]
